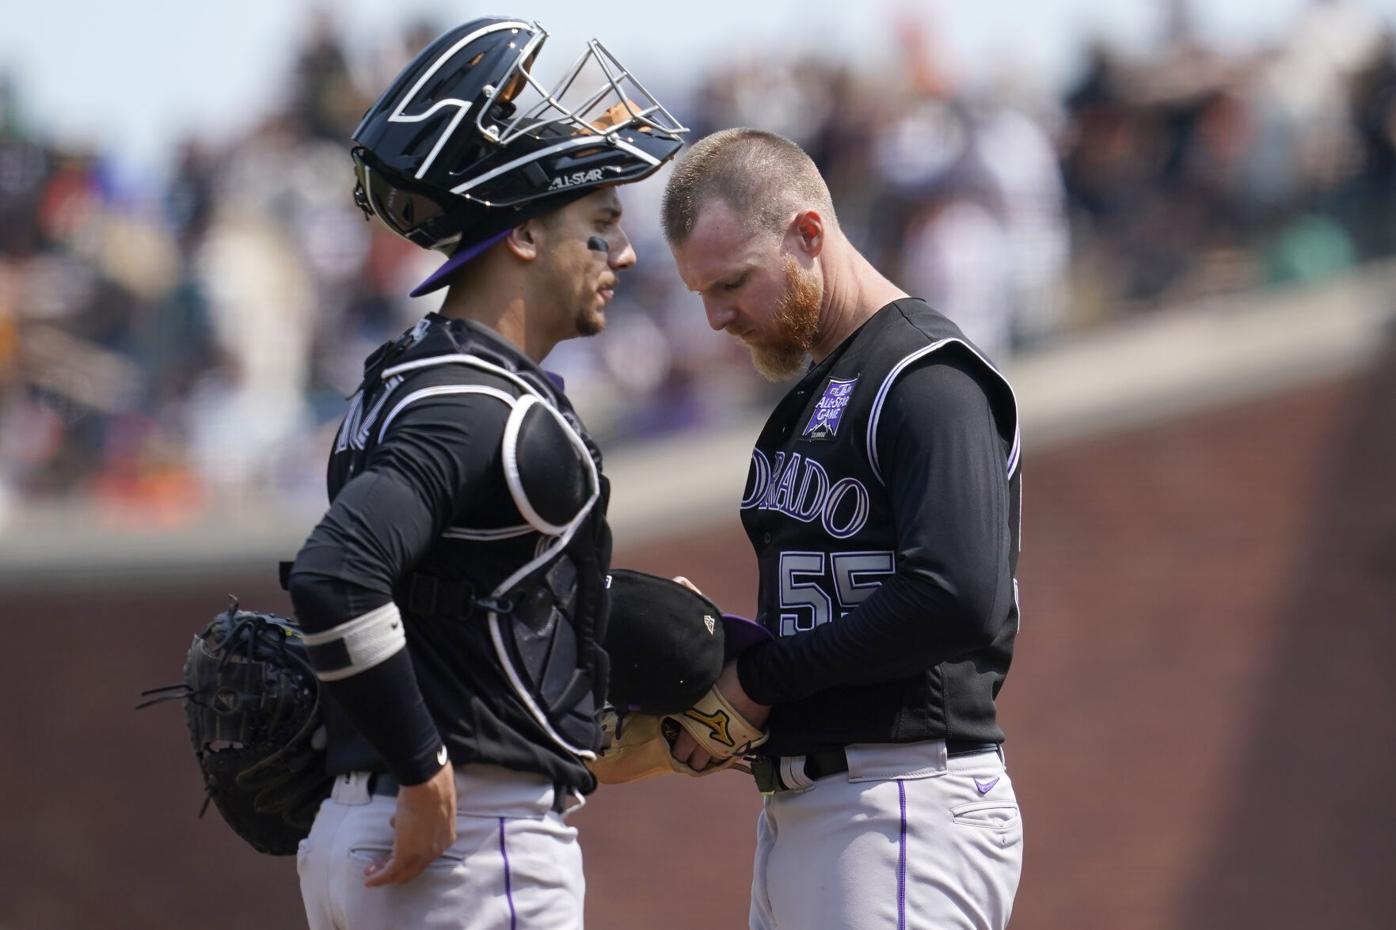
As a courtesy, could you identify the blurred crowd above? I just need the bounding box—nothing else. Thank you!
[1,0,1394,521]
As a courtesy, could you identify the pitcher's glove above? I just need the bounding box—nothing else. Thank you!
[588,570,772,784]
[591,683,770,784]
[138,599,333,855]
[661,683,769,775]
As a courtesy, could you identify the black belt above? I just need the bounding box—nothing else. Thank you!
[752,741,1000,794]
[364,772,574,813]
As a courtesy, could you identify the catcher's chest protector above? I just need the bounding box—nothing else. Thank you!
[331,317,611,760]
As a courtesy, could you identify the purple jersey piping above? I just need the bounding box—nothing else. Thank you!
[898,779,908,930]
[499,818,518,930]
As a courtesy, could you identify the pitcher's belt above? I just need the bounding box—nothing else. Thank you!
[752,740,999,793]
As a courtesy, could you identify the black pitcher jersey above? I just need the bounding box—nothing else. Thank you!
[735,298,1022,757]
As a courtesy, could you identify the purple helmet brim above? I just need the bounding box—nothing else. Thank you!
[408,230,511,298]
[720,613,774,662]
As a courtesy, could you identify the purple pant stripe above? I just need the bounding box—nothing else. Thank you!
[898,779,908,930]
[499,817,518,930]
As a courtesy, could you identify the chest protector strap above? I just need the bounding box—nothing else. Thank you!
[488,391,606,759]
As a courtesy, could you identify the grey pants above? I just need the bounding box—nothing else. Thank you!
[298,766,585,930]
[750,741,1023,930]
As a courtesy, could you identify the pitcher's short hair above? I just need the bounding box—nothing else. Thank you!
[661,128,836,245]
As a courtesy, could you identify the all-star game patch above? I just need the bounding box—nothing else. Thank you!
[802,377,858,440]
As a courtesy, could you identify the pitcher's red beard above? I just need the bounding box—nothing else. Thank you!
[747,255,823,381]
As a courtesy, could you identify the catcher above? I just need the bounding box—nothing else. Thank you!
[282,17,687,930]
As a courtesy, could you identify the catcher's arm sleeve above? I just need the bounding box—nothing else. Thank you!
[288,389,511,785]
[737,354,1013,705]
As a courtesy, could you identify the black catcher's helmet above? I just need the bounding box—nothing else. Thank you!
[351,17,687,294]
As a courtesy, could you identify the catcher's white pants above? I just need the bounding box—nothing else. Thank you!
[298,765,585,930]
[749,741,1023,930]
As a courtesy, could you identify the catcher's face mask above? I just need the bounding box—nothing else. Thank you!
[350,17,686,254]
[460,26,687,189]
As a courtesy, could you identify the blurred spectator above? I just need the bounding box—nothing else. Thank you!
[291,6,369,143]
[2,3,1395,520]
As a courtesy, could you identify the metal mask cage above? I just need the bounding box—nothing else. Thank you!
[481,29,687,148]
[442,29,688,206]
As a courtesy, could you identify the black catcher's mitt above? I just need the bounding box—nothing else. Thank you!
[138,599,333,855]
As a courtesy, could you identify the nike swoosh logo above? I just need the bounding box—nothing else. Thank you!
[437,746,449,767]
[974,776,1000,795]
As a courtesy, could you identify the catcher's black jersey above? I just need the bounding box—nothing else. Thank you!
[736,298,1021,757]
[289,314,610,791]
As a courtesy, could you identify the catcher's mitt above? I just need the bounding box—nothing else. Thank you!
[590,570,772,784]
[138,599,333,855]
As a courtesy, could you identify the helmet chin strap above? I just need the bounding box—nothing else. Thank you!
[586,236,609,253]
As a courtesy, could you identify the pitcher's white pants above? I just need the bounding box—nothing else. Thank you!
[750,742,1023,930]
